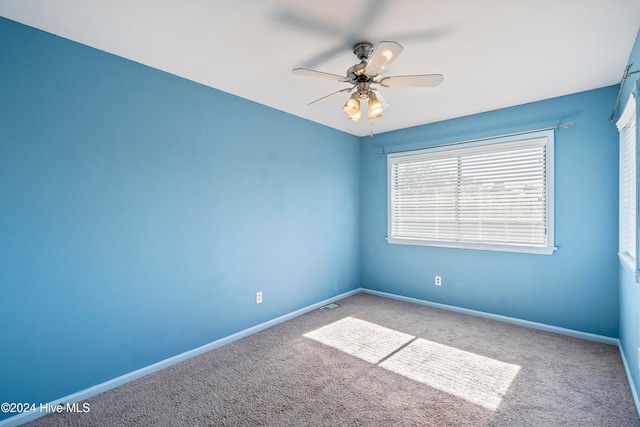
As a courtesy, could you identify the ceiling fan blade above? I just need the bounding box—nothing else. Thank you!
[353,0,391,33]
[293,68,351,82]
[273,7,341,37]
[308,87,353,106]
[364,41,403,77]
[386,28,447,44]
[378,74,444,88]
[299,43,353,69]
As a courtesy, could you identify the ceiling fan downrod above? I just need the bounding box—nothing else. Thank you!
[352,42,374,61]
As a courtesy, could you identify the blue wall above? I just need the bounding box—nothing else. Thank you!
[360,86,620,337]
[0,17,360,418]
[619,27,640,407]
[2,13,638,423]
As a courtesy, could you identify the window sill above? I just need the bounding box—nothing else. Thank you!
[618,252,636,276]
[387,237,557,255]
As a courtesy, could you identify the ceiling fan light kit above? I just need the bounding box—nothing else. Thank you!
[293,40,443,126]
[348,108,362,121]
[343,93,360,115]
[367,92,383,119]
[343,90,382,121]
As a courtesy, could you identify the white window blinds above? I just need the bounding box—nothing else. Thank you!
[617,95,636,261]
[388,131,555,254]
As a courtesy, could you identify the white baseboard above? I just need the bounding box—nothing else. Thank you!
[360,288,618,345]
[618,343,640,420]
[0,288,360,427]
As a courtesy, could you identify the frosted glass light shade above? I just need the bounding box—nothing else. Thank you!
[343,94,360,115]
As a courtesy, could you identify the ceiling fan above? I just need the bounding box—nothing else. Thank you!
[292,41,443,122]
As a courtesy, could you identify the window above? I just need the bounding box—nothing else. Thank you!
[388,130,555,254]
[617,94,636,271]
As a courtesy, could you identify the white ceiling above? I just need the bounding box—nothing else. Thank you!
[1,0,639,136]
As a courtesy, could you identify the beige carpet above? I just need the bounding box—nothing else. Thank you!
[27,293,639,426]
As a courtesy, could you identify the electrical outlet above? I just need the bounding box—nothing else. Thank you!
[435,276,442,286]
[256,291,262,304]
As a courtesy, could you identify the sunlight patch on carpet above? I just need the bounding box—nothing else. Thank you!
[304,316,520,411]
[379,338,520,410]
[303,317,414,364]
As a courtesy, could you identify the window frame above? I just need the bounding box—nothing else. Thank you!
[387,130,556,255]
[617,94,637,274]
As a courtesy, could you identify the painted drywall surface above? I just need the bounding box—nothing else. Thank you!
[0,17,360,418]
[360,86,619,337]
[620,263,640,400]
[619,27,640,408]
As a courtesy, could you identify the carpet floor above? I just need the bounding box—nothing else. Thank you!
[27,293,639,426]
